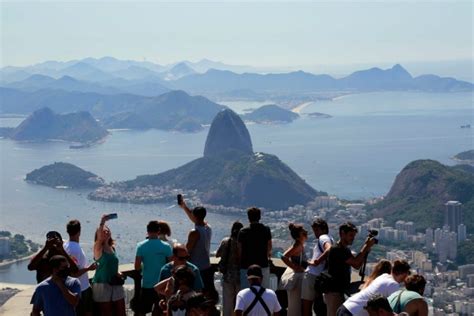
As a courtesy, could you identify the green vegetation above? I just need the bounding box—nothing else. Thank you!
[370,160,474,233]
[454,150,474,162]
[26,162,105,189]
[0,231,40,260]
[457,239,474,265]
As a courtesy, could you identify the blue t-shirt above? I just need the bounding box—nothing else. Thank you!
[136,238,172,288]
[30,276,81,316]
[159,261,204,291]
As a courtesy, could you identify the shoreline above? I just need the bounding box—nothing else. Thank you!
[0,255,34,269]
[291,102,314,114]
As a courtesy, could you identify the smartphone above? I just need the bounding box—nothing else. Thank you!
[105,213,118,220]
[177,194,183,206]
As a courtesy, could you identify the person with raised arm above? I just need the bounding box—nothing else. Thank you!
[91,214,126,316]
[324,222,377,316]
[178,195,216,301]
[28,231,78,283]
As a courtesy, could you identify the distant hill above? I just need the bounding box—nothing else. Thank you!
[372,160,474,233]
[172,65,473,94]
[102,90,226,132]
[4,74,121,94]
[241,104,299,123]
[7,107,108,143]
[90,109,324,209]
[162,62,197,80]
[26,162,105,189]
[454,150,474,163]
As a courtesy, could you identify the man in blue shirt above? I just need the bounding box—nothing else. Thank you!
[31,255,81,316]
[135,220,172,315]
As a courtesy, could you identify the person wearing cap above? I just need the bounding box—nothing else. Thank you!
[28,231,78,283]
[235,264,281,316]
[337,260,411,316]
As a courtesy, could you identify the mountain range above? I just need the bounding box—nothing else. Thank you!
[1,58,472,98]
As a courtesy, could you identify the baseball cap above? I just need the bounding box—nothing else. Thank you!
[247,264,263,279]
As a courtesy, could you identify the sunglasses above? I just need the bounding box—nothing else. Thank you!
[171,305,186,312]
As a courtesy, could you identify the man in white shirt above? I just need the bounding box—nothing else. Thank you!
[302,218,333,316]
[63,220,96,316]
[337,260,411,316]
[235,264,281,316]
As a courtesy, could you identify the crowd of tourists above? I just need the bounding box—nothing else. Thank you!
[27,197,428,316]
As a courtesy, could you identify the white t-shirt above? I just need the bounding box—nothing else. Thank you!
[235,285,281,316]
[63,240,90,292]
[306,234,332,276]
[343,273,400,316]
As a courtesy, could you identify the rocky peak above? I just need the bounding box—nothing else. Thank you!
[204,109,253,157]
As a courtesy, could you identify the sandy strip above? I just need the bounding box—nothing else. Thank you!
[291,102,314,114]
[0,255,34,269]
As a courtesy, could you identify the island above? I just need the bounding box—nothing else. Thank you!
[453,149,474,164]
[0,231,40,262]
[26,162,105,189]
[241,104,299,123]
[4,107,108,143]
[306,112,332,119]
[89,109,326,209]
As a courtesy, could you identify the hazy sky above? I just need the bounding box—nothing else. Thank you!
[1,1,473,69]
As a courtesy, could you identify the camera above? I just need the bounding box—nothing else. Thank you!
[367,229,379,244]
[177,194,183,206]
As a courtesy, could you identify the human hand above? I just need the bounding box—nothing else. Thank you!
[87,262,97,271]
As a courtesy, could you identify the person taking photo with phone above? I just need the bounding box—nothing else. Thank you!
[92,214,126,316]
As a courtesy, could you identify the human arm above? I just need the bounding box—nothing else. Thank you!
[134,256,142,272]
[70,262,96,278]
[154,277,174,298]
[31,306,42,316]
[216,238,228,258]
[281,243,305,272]
[93,215,108,260]
[27,240,53,270]
[309,238,332,266]
[51,275,80,307]
[179,198,197,224]
[186,230,199,253]
[404,299,428,316]
[345,238,376,269]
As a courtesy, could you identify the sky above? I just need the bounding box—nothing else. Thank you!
[0,1,473,77]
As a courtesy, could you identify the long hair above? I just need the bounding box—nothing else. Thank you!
[94,226,115,247]
[362,259,392,289]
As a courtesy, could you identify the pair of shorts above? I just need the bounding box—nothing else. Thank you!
[139,288,162,313]
[92,282,125,303]
[77,287,94,314]
[301,272,318,300]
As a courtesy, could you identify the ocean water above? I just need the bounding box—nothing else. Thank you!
[0,91,472,284]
